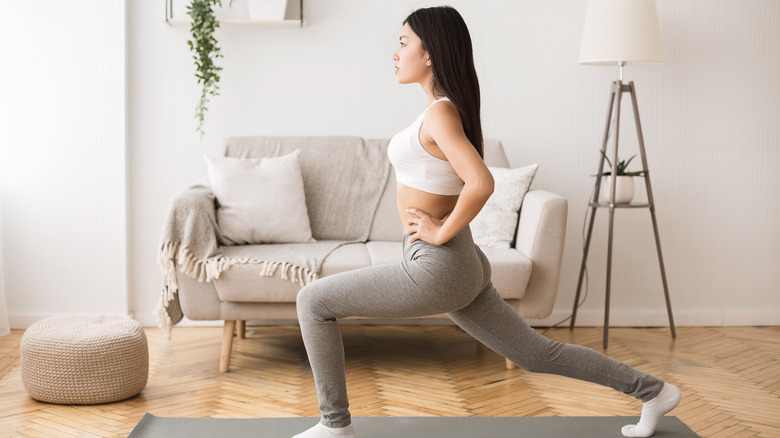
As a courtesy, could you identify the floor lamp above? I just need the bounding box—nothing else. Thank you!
[571,0,676,349]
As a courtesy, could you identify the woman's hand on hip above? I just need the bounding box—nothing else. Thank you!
[406,208,449,245]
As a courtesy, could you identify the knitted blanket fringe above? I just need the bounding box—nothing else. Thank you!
[154,241,318,339]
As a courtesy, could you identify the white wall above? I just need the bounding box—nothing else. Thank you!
[129,0,779,327]
[1,1,777,328]
[0,1,128,326]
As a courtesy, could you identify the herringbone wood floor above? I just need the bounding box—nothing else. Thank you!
[1,325,778,437]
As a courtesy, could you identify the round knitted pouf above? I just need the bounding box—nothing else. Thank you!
[20,315,148,404]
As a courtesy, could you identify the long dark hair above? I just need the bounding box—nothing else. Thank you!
[404,6,483,158]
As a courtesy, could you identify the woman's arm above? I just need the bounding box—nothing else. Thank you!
[406,102,494,245]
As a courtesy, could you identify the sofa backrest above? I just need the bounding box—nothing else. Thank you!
[367,139,509,241]
[217,136,510,243]
[220,136,390,242]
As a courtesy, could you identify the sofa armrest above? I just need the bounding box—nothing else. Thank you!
[169,180,218,225]
[514,190,568,319]
[157,180,224,333]
[162,180,223,248]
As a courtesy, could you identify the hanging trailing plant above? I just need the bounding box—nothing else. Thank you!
[187,0,223,137]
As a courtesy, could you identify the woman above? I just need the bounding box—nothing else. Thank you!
[293,7,680,438]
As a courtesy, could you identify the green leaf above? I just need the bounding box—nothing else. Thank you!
[597,150,644,176]
[187,0,223,137]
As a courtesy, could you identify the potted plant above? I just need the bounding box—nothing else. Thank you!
[595,151,645,204]
[187,0,225,137]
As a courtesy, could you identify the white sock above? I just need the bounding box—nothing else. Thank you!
[622,383,681,437]
[291,422,356,438]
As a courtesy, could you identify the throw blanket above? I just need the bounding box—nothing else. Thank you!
[156,137,391,338]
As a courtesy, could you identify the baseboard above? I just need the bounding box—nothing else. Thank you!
[9,312,134,330]
[131,313,456,328]
[132,313,225,329]
[128,309,780,329]
[10,313,226,330]
[11,310,778,330]
[524,309,780,327]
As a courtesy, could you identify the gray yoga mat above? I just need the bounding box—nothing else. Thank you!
[128,414,699,437]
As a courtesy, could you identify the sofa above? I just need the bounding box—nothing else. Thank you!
[158,136,568,372]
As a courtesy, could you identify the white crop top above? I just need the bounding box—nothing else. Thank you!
[387,97,465,196]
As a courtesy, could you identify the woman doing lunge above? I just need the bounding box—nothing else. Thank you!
[292,6,680,438]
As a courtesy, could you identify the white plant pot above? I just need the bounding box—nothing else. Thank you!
[246,0,288,20]
[600,176,635,204]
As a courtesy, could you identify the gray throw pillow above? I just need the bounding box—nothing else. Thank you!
[471,164,538,249]
[205,150,316,245]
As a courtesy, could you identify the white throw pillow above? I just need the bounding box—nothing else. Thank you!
[205,150,316,245]
[471,164,539,249]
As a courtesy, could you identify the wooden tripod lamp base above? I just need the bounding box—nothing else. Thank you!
[569,80,676,349]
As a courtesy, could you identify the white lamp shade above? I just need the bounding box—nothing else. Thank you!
[579,0,664,65]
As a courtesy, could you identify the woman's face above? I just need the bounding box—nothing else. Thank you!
[393,23,431,85]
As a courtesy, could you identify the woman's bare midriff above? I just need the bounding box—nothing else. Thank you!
[396,182,459,235]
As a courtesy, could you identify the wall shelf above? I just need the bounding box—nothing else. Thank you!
[165,0,305,27]
[166,18,305,26]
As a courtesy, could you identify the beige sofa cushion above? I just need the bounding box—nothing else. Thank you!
[365,241,403,266]
[205,151,315,245]
[213,243,371,302]
[213,240,531,303]
[213,264,299,304]
[211,139,532,305]
[478,246,533,299]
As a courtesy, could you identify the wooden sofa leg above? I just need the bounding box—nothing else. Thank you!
[237,320,246,339]
[220,320,236,373]
[505,358,517,370]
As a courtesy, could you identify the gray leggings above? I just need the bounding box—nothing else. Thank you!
[296,227,664,428]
